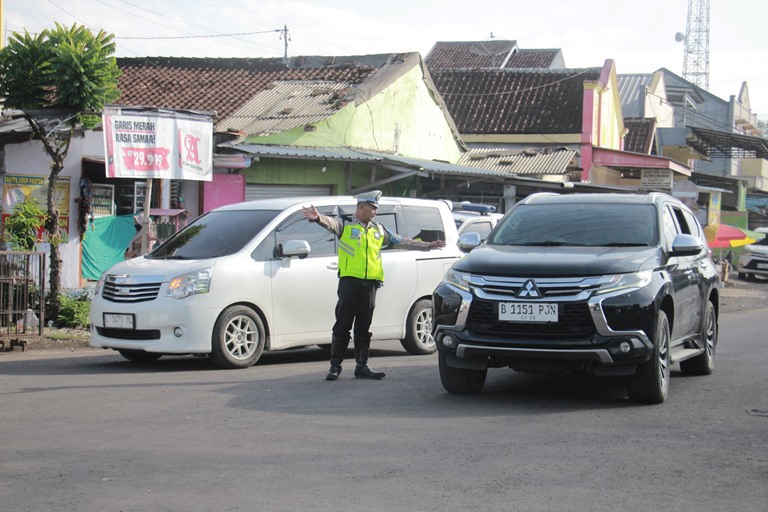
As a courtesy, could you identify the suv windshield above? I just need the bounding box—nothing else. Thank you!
[148,210,281,259]
[488,203,658,247]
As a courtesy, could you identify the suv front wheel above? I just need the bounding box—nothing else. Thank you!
[438,352,487,393]
[627,310,671,404]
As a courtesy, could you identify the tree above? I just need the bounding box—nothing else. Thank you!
[0,23,120,320]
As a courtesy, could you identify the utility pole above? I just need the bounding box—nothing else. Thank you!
[280,25,290,62]
[680,0,711,90]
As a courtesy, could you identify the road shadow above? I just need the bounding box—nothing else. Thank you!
[0,345,693,415]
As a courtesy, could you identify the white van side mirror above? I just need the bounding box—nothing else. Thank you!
[280,240,311,259]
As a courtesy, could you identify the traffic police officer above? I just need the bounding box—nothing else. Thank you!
[301,191,446,381]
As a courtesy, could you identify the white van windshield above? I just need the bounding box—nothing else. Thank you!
[148,210,281,259]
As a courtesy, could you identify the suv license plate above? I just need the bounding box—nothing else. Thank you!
[499,302,558,322]
[104,313,135,329]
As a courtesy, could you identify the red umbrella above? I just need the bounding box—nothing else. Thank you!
[704,224,755,249]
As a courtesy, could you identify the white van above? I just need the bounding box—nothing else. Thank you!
[89,196,462,368]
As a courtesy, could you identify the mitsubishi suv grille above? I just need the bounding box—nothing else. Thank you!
[465,275,602,337]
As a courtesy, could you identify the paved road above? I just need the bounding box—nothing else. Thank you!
[1,306,767,512]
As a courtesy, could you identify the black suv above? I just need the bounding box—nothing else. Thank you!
[433,192,720,403]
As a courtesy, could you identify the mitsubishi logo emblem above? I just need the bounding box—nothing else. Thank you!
[517,280,541,298]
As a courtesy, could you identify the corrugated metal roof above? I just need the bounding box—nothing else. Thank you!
[375,153,510,177]
[618,74,653,118]
[217,81,351,135]
[227,143,382,162]
[456,147,578,175]
[227,143,511,178]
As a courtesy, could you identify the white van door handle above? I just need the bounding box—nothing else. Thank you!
[327,263,338,270]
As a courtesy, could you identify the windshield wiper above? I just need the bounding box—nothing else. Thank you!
[518,241,586,246]
[602,242,649,247]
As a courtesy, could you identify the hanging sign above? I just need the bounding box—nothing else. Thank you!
[640,169,673,190]
[102,107,214,181]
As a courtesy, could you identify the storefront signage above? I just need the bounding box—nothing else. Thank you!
[2,174,70,242]
[102,108,213,181]
[640,169,673,190]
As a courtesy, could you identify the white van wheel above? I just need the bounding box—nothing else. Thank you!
[209,305,265,369]
[400,299,436,355]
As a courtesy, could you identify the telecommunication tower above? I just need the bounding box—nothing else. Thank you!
[676,0,710,90]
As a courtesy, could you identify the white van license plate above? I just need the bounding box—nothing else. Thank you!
[104,313,134,329]
[499,302,558,322]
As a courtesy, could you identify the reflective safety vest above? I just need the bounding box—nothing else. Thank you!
[338,222,386,280]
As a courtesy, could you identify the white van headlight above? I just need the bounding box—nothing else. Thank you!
[167,268,213,299]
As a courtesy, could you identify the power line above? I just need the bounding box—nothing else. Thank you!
[117,30,281,41]
[46,0,285,55]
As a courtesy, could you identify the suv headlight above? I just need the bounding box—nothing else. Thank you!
[167,268,213,299]
[443,268,471,292]
[741,249,754,257]
[595,270,653,296]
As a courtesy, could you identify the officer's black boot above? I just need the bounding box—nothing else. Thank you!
[326,336,348,381]
[353,337,385,380]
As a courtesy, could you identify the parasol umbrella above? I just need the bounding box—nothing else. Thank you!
[704,224,759,249]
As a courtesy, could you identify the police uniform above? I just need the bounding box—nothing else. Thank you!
[308,190,435,380]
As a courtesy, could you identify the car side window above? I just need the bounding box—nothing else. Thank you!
[680,209,702,239]
[401,205,446,243]
[671,206,693,235]
[252,207,337,261]
[661,206,680,249]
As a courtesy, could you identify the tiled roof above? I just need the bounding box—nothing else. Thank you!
[115,54,409,126]
[426,41,562,70]
[623,118,656,154]
[504,49,562,69]
[430,68,601,134]
[425,40,518,69]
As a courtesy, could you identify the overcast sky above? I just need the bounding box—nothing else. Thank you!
[5,0,767,121]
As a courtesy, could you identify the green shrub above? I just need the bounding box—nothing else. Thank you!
[3,198,46,251]
[57,290,91,328]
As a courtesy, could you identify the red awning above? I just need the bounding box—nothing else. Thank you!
[591,147,691,176]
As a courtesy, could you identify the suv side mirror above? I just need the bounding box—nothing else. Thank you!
[458,232,481,253]
[279,240,311,259]
[670,234,704,257]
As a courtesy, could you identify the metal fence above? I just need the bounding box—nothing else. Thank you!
[0,251,46,351]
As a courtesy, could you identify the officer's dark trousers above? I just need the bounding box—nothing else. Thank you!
[330,277,378,369]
